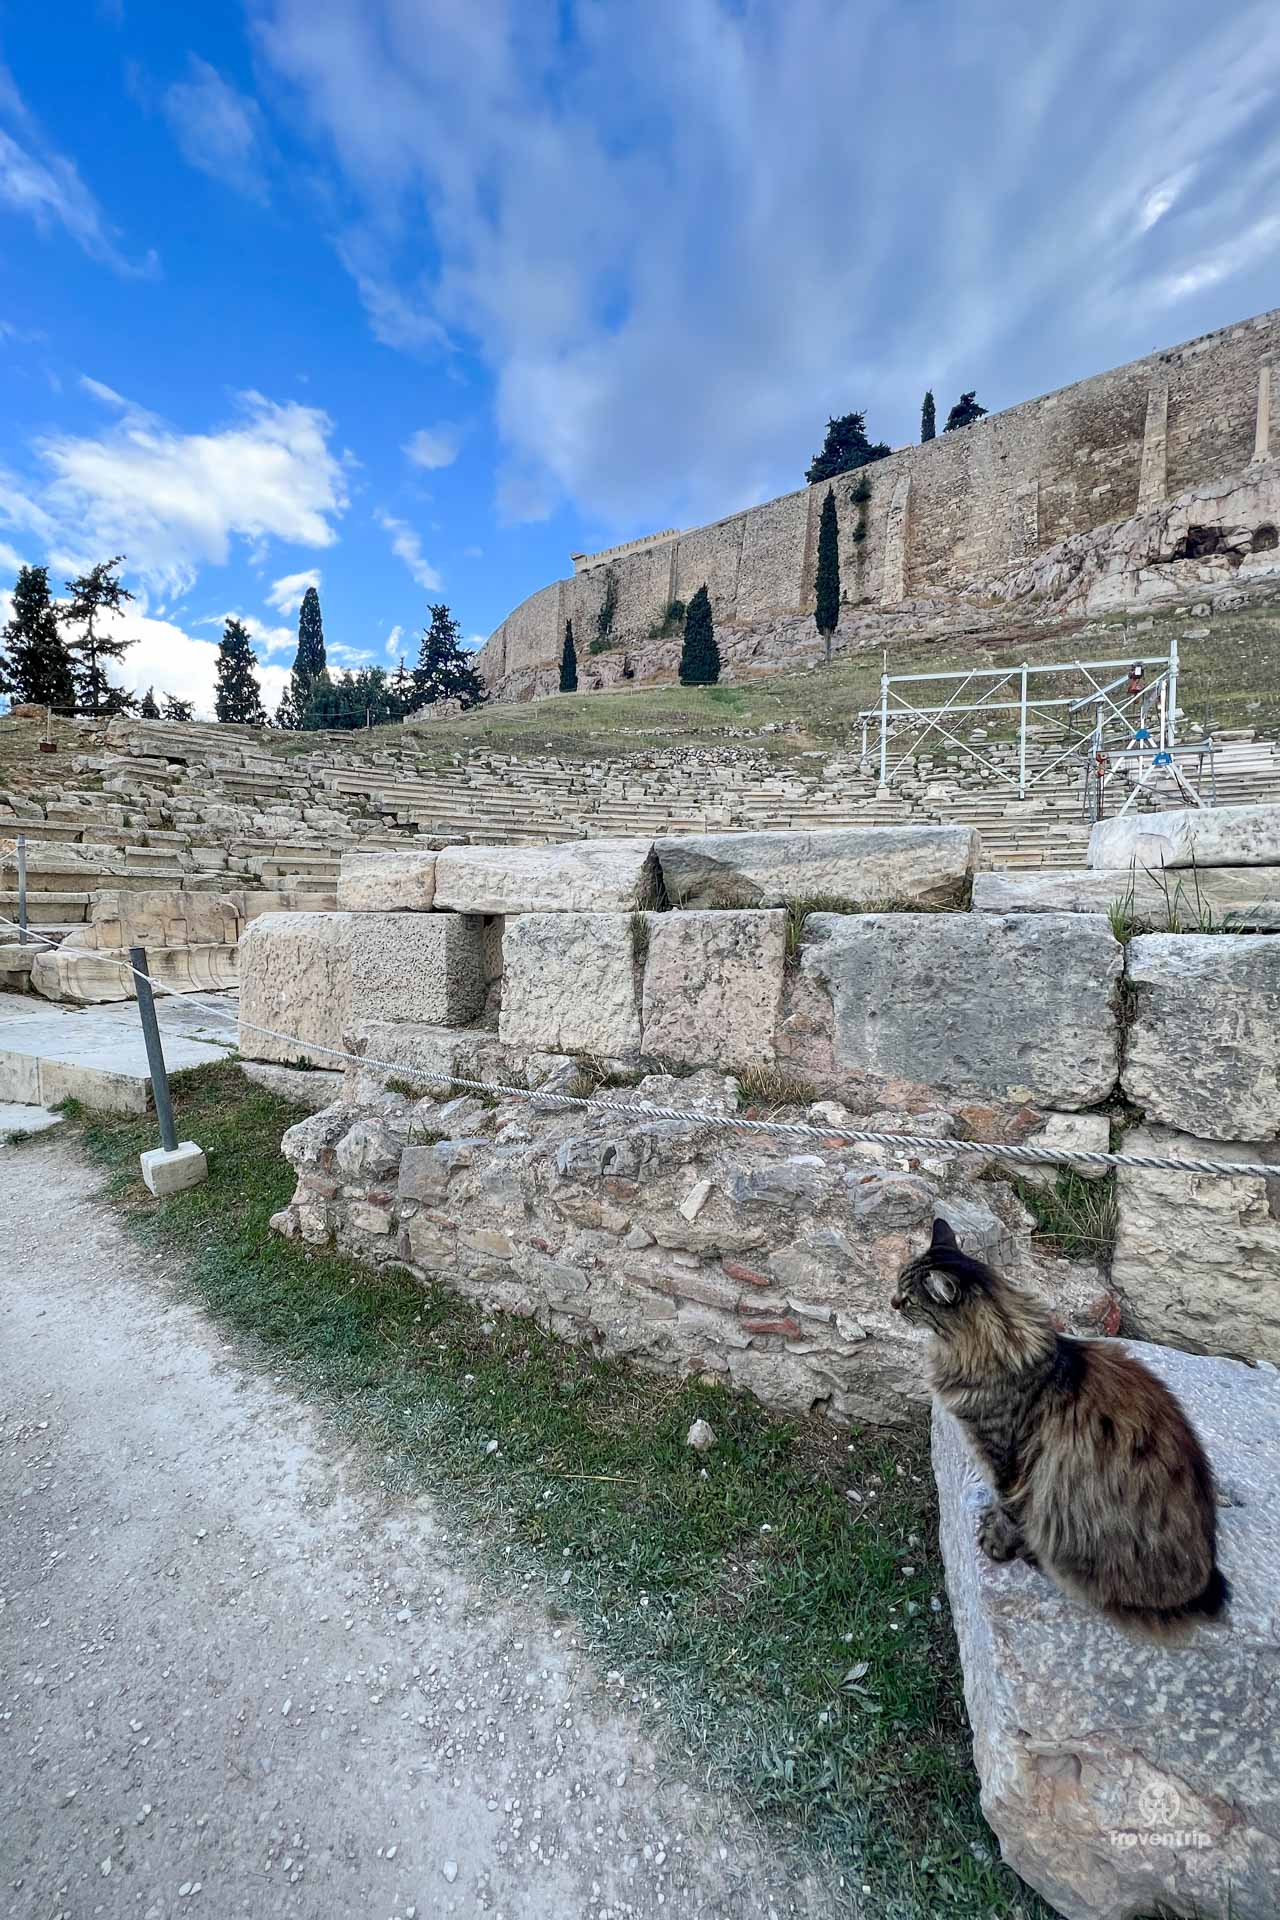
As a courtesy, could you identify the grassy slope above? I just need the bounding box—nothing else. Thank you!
[398,600,1280,769]
[55,1061,1052,1920]
[1,600,1275,787]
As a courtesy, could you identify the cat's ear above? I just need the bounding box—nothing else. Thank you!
[931,1216,959,1252]
[924,1269,959,1306]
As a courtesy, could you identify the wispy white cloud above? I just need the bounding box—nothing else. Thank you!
[255,0,1280,531]
[0,388,348,597]
[384,621,404,657]
[0,67,158,277]
[88,607,291,722]
[374,508,440,589]
[161,56,270,201]
[195,608,296,656]
[462,544,483,559]
[265,566,321,613]
[404,423,461,470]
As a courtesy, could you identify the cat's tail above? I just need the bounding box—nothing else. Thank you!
[1105,1567,1231,1643]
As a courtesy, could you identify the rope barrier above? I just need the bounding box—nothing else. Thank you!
[4,911,1278,1183]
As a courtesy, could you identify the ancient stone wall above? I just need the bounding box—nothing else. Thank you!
[479,307,1280,696]
[241,814,1280,1425]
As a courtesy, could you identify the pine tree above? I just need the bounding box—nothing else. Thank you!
[162,694,195,722]
[678,585,719,686]
[273,685,301,731]
[559,619,577,693]
[0,564,77,709]
[139,686,160,718]
[921,390,936,442]
[814,487,840,662]
[58,556,136,715]
[214,617,267,724]
[290,585,327,719]
[944,391,987,432]
[411,603,487,710]
[389,655,415,714]
[805,411,891,484]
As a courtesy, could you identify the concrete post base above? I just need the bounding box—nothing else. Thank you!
[140,1140,208,1197]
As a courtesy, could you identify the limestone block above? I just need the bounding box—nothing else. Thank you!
[1124,934,1280,1137]
[89,887,242,949]
[498,912,641,1057]
[1021,1110,1112,1186]
[238,1061,345,1112]
[1089,802,1280,871]
[349,912,486,1026]
[799,911,1120,1108]
[1113,1124,1280,1363]
[337,847,437,912]
[433,838,659,914]
[657,825,978,910]
[934,1345,1280,1920]
[238,911,353,1067]
[641,911,785,1070]
[974,866,1280,926]
[0,943,36,991]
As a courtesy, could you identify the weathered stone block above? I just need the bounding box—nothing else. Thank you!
[237,912,353,1067]
[434,839,658,914]
[140,1140,208,1197]
[657,824,978,909]
[798,911,1120,1108]
[641,910,785,1071]
[934,1343,1280,1920]
[1089,802,1280,870]
[349,912,486,1026]
[337,846,438,912]
[498,912,641,1057]
[1124,933,1280,1137]
[974,866,1280,925]
[1113,1123,1280,1363]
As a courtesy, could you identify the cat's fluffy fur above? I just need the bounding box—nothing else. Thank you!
[893,1217,1228,1640]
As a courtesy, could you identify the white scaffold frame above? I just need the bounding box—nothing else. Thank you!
[856,637,1213,816]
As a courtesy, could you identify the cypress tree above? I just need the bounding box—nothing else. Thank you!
[274,685,301,730]
[814,486,840,661]
[388,655,415,716]
[944,391,987,432]
[0,564,77,709]
[678,585,719,686]
[412,603,487,710]
[921,390,936,442]
[162,694,195,722]
[559,618,578,693]
[290,585,327,720]
[58,555,137,715]
[214,617,267,724]
[139,686,160,718]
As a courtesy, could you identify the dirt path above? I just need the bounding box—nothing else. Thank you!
[1,1134,832,1920]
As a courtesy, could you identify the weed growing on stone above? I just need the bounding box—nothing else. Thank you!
[734,1064,819,1111]
[783,893,863,964]
[1013,1168,1119,1265]
[62,1062,1052,1920]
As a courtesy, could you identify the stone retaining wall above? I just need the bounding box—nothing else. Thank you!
[244,813,1280,1390]
[479,306,1280,697]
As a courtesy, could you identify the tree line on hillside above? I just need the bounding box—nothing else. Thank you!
[0,560,487,729]
[805,387,987,482]
[559,580,720,693]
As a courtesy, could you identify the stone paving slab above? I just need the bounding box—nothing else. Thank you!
[0,997,233,1114]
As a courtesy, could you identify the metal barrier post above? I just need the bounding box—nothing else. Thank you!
[17,834,27,945]
[129,944,207,1194]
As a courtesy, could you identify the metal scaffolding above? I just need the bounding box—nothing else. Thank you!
[856,638,1214,819]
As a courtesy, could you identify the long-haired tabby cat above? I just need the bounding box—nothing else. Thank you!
[893,1217,1228,1640]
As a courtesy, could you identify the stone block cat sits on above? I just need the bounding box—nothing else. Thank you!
[893,1217,1229,1640]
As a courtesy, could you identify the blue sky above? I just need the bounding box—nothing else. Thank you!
[2,1,1280,716]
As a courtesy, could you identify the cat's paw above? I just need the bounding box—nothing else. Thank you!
[978,1506,1023,1563]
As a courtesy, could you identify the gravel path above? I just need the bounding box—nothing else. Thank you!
[1,1134,833,1920]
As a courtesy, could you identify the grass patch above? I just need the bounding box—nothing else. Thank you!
[735,1063,820,1111]
[1013,1167,1118,1264]
[630,909,651,966]
[784,893,864,964]
[61,1061,1049,1919]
